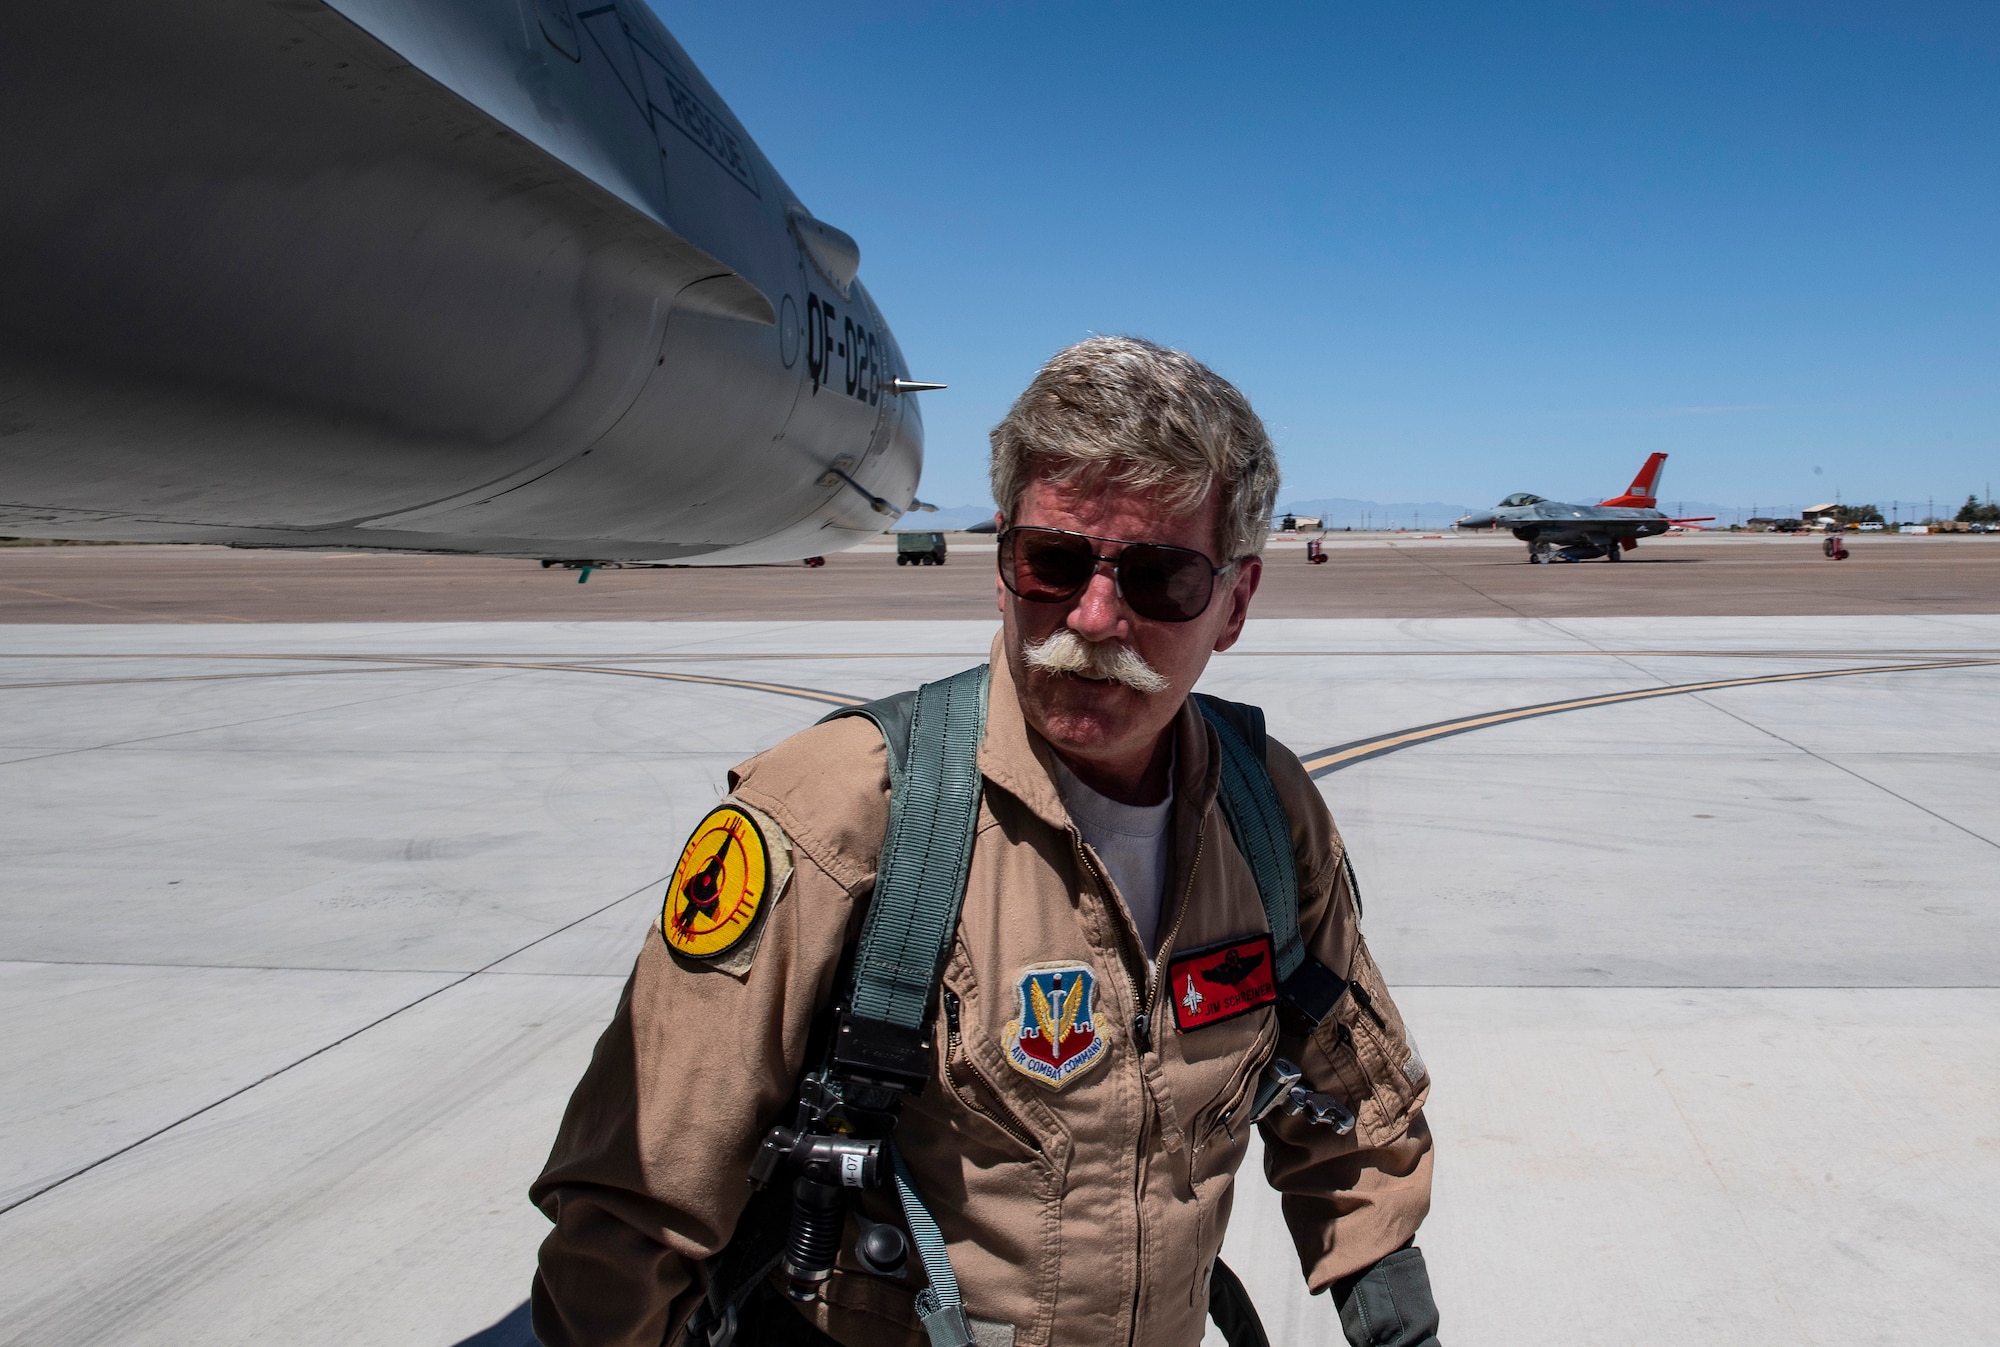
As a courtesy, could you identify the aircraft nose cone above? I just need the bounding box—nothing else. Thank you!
[1456,512,1495,529]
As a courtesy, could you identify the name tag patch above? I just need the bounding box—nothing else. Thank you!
[1168,934,1278,1033]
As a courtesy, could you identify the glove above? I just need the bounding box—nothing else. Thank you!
[1336,1245,1441,1347]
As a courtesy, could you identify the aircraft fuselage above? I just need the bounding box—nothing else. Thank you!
[1457,499,1670,561]
[0,0,922,562]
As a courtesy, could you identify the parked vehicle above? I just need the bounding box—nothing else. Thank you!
[896,532,948,565]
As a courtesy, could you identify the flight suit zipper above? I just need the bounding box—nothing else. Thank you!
[941,987,1041,1154]
[1142,827,1204,1038]
[1350,980,1388,1031]
[1077,824,1205,1347]
[1068,826,1205,1054]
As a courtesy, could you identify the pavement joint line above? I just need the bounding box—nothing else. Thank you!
[0,653,868,708]
[6,958,1991,991]
[0,665,442,692]
[0,957,513,976]
[0,582,258,625]
[7,648,2000,661]
[1391,983,2000,990]
[1299,657,2000,775]
[1682,691,2000,854]
[1383,542,1541,620]
[0,870,672,1221]
[6,652,1996,775]
[0,666,530,771]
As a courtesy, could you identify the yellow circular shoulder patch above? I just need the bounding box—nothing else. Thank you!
[662,806,771,959]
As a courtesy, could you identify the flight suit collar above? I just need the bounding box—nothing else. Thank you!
[976,633,1222,846]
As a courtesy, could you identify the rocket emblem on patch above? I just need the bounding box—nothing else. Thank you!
[662,805,771,959]
[1003,962,1107,1089]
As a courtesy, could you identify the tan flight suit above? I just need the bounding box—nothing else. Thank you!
[531,648,1433,1347]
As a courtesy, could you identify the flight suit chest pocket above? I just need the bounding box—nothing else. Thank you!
[938,983,1045,1159]
[1189,1011,1279,1180]
[1308,941,1429,1147]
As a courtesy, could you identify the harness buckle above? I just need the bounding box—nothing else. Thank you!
[1249,1056,1357,1133]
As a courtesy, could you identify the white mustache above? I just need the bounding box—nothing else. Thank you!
[1021,630,1170,694]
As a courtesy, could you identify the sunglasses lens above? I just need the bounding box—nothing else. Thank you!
[1000,528,1221,621]
[1118,544,1214,622]
[1008,529,1096,601]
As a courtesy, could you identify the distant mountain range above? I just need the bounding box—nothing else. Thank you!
[1276,497,1479,530]
[1280,496,1760,528]
[893,504,997,531]
[908,498,1488,531]
[900,498,1786,533]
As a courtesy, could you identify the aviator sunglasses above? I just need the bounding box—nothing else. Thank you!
[997,525,1234,623]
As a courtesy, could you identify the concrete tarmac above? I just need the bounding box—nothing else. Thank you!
[2,583,1997,1343]
[4,532,1999,622]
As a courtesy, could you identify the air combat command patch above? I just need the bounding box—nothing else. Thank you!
[1168,933,1278,1033]
[662,804,782,963]
[1003,962,1107,1089]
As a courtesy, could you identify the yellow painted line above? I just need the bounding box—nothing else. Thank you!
[10,652,1995,753]
[419,658,867,708]
[1300,657,2000,776]
[0,666,437,692]
[9,646,2000,663]
[1227,648,2000,660]
[0,653,867,708]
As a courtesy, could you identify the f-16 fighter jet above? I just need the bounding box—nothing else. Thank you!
[1455,453,1713,563]
[0,1,940,564]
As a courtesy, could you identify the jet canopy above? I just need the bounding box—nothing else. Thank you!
[1498,493,1546,507]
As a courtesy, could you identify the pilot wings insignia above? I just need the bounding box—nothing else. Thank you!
[1204,948,1266,986]
[1168,934,1279,1034]
[1004,962,1106,1089]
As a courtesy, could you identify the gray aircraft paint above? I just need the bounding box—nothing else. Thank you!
[0,0,924,563]
[1455,455,1692,562]
[1456,494,1671,561]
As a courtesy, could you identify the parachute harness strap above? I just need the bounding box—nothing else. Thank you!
[892,1142,974,1347]
[849,664,989,1031]
[1196,695,1304,981]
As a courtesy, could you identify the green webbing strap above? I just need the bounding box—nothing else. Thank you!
[848,664,989,1032]
[891,1142,974,1347]
[1196,694,1305,983]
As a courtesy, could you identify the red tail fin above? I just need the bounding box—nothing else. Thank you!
[1600,452,1667,508]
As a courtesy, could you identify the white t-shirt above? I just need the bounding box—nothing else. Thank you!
[1051,755,1174,956]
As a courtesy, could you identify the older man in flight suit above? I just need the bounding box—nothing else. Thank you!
[530,337,1441,1347]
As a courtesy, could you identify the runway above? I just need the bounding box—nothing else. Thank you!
[5,531,2000,622]
[3,605,1998,1344]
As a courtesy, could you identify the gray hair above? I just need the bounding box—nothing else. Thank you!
[989,336,1280,562]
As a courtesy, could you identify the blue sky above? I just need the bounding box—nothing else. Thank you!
[658,1,1999,517]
